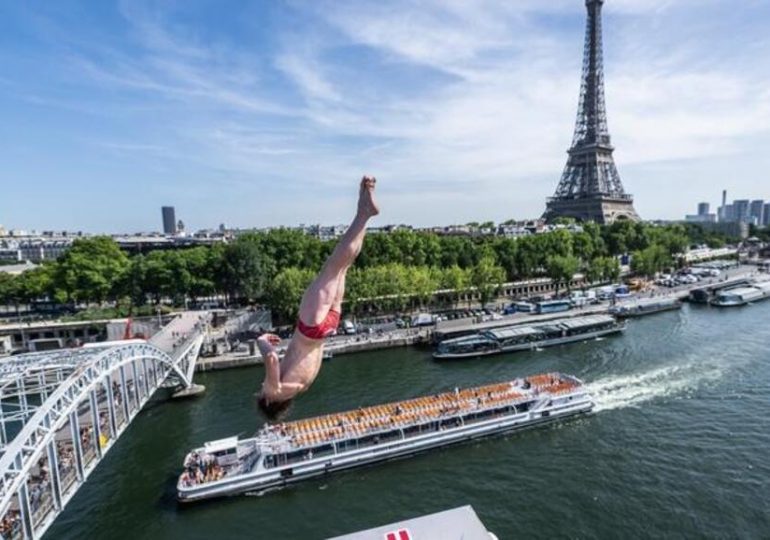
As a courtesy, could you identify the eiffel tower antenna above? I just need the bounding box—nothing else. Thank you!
[544,0,640,224]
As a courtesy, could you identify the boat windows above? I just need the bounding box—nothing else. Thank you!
[440,418,461,429]
[403,425,421,436]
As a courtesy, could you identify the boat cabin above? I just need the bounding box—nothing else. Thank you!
[204,437,241,466]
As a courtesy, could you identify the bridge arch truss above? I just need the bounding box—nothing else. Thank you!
[0,337,203,539]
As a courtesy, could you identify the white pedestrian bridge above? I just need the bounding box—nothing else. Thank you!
[0,312,208,539]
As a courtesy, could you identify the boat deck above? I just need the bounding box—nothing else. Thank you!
[260,373,579,450]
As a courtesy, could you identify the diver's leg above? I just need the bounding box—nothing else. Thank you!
[298,178,377,325]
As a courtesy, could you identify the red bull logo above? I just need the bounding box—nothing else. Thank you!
[384,529,411,540]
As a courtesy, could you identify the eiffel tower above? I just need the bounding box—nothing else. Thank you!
[544,0,639,224]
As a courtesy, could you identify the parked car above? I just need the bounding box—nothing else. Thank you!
[342,320,357,335]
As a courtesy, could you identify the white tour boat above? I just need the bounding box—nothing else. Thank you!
[177,373,593,502]
[433,314,624,360]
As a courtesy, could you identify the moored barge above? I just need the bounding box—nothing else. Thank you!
[710,281,770,307]
[610,297,682,318]
[177,373,593,502]
[433,314,624,360]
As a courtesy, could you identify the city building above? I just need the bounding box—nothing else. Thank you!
[749,200,765,226]
[0,246,19,263]
[732,200,750,223]
[698,221,749,240]
[718,190,727,222]
[162,206,177,235]
[685,214,716,224]
[0,237,74,263]
[764,203,770,227]
[496,224,532,238]
[543,0,639,224]
[685,203,716,224]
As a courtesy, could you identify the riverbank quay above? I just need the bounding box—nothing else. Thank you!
[196,266,760,371]
[196,329,431,371]
[429,266,759,341]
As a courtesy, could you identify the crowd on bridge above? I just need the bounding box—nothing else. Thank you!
[0,509,21,539]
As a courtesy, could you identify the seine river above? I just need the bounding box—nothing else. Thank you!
[48,301,770,539]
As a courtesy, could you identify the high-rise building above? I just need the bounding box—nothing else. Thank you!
[764,203,770,227]
[732,200,750,223]
[543,0,639,224]
[749,200,765,226]
[723,205,734,222]
[162,206,177,235]
[686,202,715,224]
[718,190,727,222]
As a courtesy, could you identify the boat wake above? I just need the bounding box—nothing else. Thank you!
[587,362,726,413]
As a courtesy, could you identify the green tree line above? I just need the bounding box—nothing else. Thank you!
[0,222,724,320]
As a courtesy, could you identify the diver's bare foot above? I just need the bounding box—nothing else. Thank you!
[357,175,380,218]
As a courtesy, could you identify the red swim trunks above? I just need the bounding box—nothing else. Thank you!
[297,310,340,340]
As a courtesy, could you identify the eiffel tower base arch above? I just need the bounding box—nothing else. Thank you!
[544,196,640,224]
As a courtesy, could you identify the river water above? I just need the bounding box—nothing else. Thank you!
[48,301,770,539]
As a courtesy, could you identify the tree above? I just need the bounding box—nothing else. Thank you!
[513,236,539,278]
[547,255,580,296]
[143,251,175,304]
[266,268,315,321]
[552,217,577,226]
[54,237,129,305]
[15,265,55,304]
[586,256,620,284]
[440,265,471,308]
[471,256,506,307]
[492,238,518,281]
[118,254,148,308]
[631,245,671,278]
[184,247,216,301]
[572,231,596,262]
[222,236,272,302]
[409,266,438,309]
[0,273,16,307]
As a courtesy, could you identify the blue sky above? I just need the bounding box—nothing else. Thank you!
[2,0,770,233]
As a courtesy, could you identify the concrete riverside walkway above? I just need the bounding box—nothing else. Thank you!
[196,329,430,371]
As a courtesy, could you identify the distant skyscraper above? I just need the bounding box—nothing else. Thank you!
[732,200,750,223]
[686,202,715,224]
[718,190,727,222]
[749,200,765,226]
[723,204,734,222]
[162,206,177,235]
[764,203,770,227]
